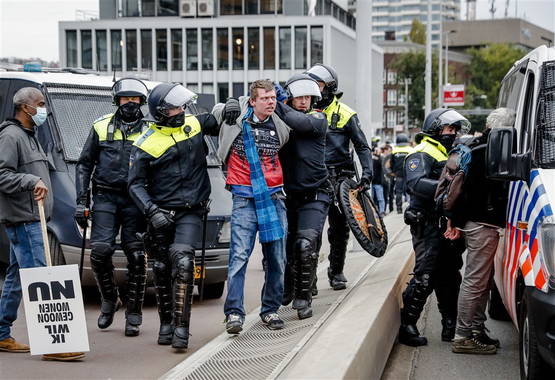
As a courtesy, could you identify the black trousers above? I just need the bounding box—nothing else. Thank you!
[394,177,406,211]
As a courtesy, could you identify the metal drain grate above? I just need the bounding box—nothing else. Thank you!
[182,290,341,380]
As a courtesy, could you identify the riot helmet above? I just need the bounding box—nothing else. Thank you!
[421,108,470,150]
[147,83,198,127]
[284,73,321,111]
[396,133,409,145]
[112,78,148,105]
[305,63,338,108]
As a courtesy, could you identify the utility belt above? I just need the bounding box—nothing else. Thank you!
[93,183,128,195]
[287,183,333,203]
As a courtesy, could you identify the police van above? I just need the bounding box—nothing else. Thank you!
[486,45,555,379]
[0,70,231,298]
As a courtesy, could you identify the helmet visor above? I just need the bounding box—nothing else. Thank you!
[306,65,334,84]
[112,78,148,98]
[162,85,198,110]
[438,110,471,134]
[288,79,322,100]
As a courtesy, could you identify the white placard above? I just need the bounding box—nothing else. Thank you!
[19,264,90,355]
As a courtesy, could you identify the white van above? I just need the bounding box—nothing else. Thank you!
[487,45,555,379]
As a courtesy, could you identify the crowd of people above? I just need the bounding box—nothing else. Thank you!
[0,62,514,362]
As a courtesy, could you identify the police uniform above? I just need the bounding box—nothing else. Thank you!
[400,134,465,346]
[128,111,218,349]
[390,144,413,213]
[75,112,147,334]
[322,96,373,289]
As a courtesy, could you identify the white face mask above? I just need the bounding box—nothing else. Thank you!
[25,105,48,126]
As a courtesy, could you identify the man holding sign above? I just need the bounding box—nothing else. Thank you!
[0,87,83,361]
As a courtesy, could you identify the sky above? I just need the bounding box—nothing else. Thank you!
[0,0,554,62]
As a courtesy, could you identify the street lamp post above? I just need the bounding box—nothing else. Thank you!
[404,78,411,134]
[438,1,443,108]
[444,30,456,87]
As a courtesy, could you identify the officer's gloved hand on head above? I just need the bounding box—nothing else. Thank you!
[147,205,174,231]
[357,176,372,191]
[222,97,241,125]
[273,82,288,103]
[74,202,90,229]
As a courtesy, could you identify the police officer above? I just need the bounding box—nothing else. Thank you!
[128,83,218,350]
[390,133,413,213]
[306,63,373,291]
[279,74,330,319]
[75,78,149,337]
[399,108,469,346]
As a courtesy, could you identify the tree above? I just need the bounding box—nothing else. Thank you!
[409,19,426,45]
[466,43,525,108]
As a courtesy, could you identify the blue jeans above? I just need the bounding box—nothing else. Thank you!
[224,195,287,317]
[0,222,46,340]
[372,184,385,214]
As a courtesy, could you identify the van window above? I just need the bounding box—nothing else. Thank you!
[498,62,526,116]
[519,71,535,153]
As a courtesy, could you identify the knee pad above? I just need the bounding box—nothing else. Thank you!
[126,251,147,275]
[296,230,319,264]
[170,244,195,282]
[91,242,115,259]
[123,241,143,254]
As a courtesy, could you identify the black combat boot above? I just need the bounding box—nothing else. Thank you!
[98,298,122,329]
[172,281,194,349]
[398,324,428,347]
[153,259,174,345]
[328,244,348,291]
[441,317,457,342]
[125,250,147,337]
[91,254,120,329]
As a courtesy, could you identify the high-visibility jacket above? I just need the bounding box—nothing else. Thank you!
[391,144,414,177]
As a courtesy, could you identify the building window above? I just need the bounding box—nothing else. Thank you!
[122,0,139,16]
[294,26,307,70]
[261,0,282,14]
[141,0,155,16]
[66,30,77,67]
[201,29,213,70]
[233,82,244,97]
[221,0,242,15]
[141,29,152,70]
[387,70,397,85]
[126,30,137,71]
[111,30,122,71]
[310,26,323,66]
[81,30,92,69]
[218,82,229,103]
[387,110,396,128]
[263,27,275,69]
[187,83,199,93]
[171,29,182,71]
[248,27,259,70]
[217,28,229,70]
[202,83,214,94]
[398,93,406,106]
[245,0,258,14]
[186,29,197,70]
[95,30,107,71]
[387,89,397,106]
[158,0,179,16]
[279,27,291,70]
[232,28,244,70]
[156,29,167,71]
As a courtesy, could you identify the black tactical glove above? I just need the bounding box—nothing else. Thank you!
[357,176,372,191]
[222,97,241,125]
[147,206,175,231]
[74,203,90,229]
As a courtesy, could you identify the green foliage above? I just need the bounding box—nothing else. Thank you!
[466,43,526,108]
[409,19,426,45]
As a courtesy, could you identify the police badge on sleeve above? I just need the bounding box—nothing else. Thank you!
[408,158,420,171]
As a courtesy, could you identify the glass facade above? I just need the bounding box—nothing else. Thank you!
[201,29,213,70]
[156,29,167,71]
[111,30,122,70]
[66,30,77,68]
[186,29,197,70]
[245,0,258,14]
[247,28,259,70]
[218,83,229,103]
[263,27,275,69]
[141,29,152,70]
[232,28,244,70]
[126,30,137,71]
[141,0,155,16]
[81,30,92,69]
[171,29,183,71]
[217,28,229,70]
[261,0,282,14]
[158,0,179,16]
[233,82,244,97]
[96,30,107,71]
[122,0,139,16]
[310,26,323,66]
[279,27,291,70]
[294,26,307,70]
[221,0,242,15]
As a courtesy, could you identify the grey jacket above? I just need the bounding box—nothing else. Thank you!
[0,119,53,224]
[211,96,291,163]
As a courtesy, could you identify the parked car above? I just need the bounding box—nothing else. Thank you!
[0,71,231,299]
[486,45,555,379]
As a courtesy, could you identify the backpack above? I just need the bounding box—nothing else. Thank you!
[434,142,473,216]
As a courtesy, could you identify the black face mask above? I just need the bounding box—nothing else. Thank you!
[439,134,456,151]
[166,112,185,128]
[119,102,142,122]
[315,87,334,109]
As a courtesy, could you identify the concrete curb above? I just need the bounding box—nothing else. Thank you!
[277,222,414,380]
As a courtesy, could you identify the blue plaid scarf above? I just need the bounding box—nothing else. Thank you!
[242,108,284,243]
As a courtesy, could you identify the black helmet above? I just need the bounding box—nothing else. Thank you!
[284,74,321,106]
[396,133,409,144]
[147,83,197,124]
[305,63,338,108]
[422,108,471,137]
[112,78,148,105]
